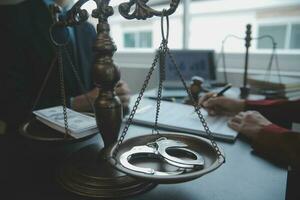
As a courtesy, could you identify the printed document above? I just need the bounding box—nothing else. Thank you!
[130,98,238,141]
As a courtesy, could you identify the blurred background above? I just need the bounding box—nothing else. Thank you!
[79,0,300,92]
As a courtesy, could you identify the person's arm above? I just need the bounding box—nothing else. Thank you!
[199,93,245,116]
[71,80,130,112]
[252,124,300,169]
[229,111,300,169]
[245,99,300,128]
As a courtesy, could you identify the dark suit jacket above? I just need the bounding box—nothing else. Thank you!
[0,0,96,133]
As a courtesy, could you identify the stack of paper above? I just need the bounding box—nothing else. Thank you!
[130,98,238,142]
[33,106,98,139]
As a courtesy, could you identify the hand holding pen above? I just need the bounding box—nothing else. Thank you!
[199,84,232,106]
[199,84,245,116]
[212,83,232,98]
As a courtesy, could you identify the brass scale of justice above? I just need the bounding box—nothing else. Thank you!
[21,0,225,198]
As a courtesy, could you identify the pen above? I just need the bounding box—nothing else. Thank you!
[200,83,232,107]
[215,83,232,97]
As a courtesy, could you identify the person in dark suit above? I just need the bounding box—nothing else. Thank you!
[0,2,131,198]
[0,0,130,135]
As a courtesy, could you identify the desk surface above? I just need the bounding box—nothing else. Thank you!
[0,125,287,200]
[124,125,287,200]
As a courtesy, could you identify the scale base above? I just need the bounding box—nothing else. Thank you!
[57,143,156,198]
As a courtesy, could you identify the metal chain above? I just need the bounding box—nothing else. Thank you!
[219,42,228,83]
[112,45,162,158]
[30,53,58,116]
[62,45,96,114]
[264,44,282,84]
[274,48,281,84]
[166,48,225,162]
[58,47,70,138]
[153,43,167,134]
[153,11,168,135]
[112,13,169,158]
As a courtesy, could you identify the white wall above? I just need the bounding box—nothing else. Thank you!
[189,11,256,52]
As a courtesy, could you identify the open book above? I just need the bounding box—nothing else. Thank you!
[33,106,98,139]
[130,98,238,142]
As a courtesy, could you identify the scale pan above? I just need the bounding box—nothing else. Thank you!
[107,132,225,184]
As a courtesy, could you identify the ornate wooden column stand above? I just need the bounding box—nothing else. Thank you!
[92,0,122,149]
[56,1,154,198]
[55,0,180,198]
[240,24,252,99]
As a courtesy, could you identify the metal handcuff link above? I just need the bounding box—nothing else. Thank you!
[119,138,204,175]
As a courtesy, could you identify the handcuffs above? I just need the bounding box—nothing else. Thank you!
[119,137,204,176]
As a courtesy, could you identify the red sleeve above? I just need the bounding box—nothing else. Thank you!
[245,99,300,128]
[251,124,300,169]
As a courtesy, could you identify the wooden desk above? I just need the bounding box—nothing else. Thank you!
[0,124,287,200]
